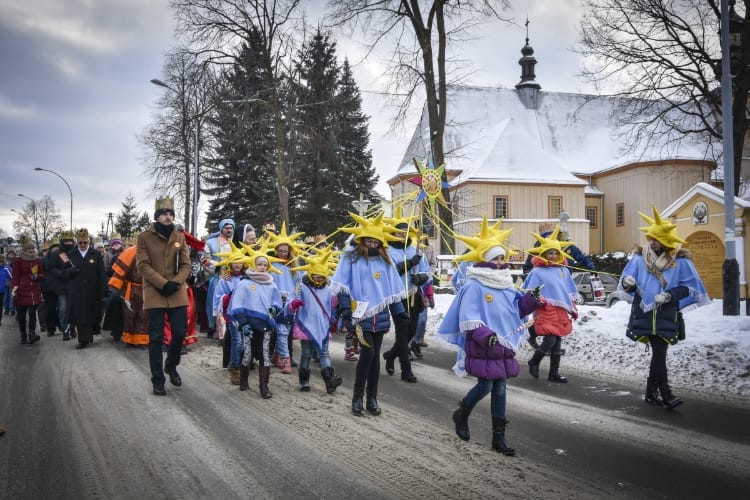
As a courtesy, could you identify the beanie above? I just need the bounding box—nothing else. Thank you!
[482,245,506,262]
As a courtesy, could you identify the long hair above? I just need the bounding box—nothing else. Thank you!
[353,240,392,265]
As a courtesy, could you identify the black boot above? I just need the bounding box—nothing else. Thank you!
[452,400,472,441]
[383,350,395,375]
[645,377,663,405]
[548,354,567,383]
[28,332,41,344]
[298,368,311,392]
[321,366,342,394]
[239,365,250,391]
[410,342,423,359]
[20,333,28,344]
[658,381,683,409]
[366,395,381,416]
[491,417,515,456]
[528,350,544,378]
[259,366,272,399]
[352,394,364,416]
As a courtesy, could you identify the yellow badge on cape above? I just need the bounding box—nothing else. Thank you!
[89,259,95,264]
[175,242,181,248]
[485,293,493,302]
[250,284,257,291]
[373,271,381,280]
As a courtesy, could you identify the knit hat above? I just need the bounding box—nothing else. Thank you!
[94,241,105,250]
[639,205,686,249]
[110,238,123,246]
[154,197,175,219]
[482,245,506,262]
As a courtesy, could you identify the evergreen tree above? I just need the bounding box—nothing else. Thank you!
[136,211,152,234]
[114,194,143,239]
[205,33,280,232]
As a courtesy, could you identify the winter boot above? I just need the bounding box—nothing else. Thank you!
[344,346,358,361]
[547,354,567,383]
[20,333,28,345]
[280,356,292,374]
[270,351,281,369]
[321,366,343,394]
[658,381,683,409]
[298,368,311,392]
[259,365,272,399]
[410,342,423,359]
[366,395,381,416]
[239,365,250,391]
[527,350,544,378]
[383,350,395,376]
[28,332,41,344]
[491,417,516,456]
[230,369,240,385]
[645,377,663,405]
[352,393,364,416]
[452,400,472,441]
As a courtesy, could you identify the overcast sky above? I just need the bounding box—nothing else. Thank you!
[0,0,589,239]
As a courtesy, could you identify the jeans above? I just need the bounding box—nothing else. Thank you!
[147,306,187,386]
[56,293,69,334]
[275,323,290,357]
[300,338,331,373]
[228,321,243,369]
[413,309,427,343]
[462,378,508,419]
[3,290,15,313]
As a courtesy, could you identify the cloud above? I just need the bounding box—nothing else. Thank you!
[0,94,38,120]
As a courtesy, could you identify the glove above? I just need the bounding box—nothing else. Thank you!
[268,306,280,317]
[488,334,500,346]
[654,292,671,305]
[161,281,180,296]
[411,273,429,286]
[531,285,543,301]
[409,254,422,268]
[289,298,304,313]
[339,308,352,320]
[622,275,636,288]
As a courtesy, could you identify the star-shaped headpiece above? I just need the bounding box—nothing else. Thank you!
[453,216,515,263]
[339,211,402,247]
[638,205,686,249]
[526,224,574,264]
[291,248,338,278]
[213,241,249,269]
[266,221,305,256]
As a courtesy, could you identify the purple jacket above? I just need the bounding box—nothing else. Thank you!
[463,292,539,381]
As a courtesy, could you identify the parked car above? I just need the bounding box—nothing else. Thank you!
[605,290,631,308]
[572,272,620,304]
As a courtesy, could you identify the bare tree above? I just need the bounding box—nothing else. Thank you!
[140,49,216,227]
[170,0,304,225]
[325,0,510,250]
[12,195,65,248]
[577,0,750,195]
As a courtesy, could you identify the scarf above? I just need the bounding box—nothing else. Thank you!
[245,269,274,284]
[466,265,515,290]
[643,245,676,288]
[19,248,38,261]
[155,222,174,240]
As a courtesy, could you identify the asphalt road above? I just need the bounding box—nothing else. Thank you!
[1,317,748,499]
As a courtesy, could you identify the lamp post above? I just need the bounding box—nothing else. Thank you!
[34,167,73,230]
[150,78,200,235]
[18,193,39,248]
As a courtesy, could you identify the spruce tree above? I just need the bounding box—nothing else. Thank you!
[114,194,142,239]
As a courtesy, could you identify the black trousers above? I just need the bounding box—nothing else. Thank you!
[147,307,187,386]
[43,292,59,334]
[353,330,385,397]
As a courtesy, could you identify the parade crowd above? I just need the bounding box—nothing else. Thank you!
[0,198,710,454]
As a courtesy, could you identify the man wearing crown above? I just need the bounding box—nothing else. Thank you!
[136,197,192,396]
[619,205,709,409]
[66,228,107,349]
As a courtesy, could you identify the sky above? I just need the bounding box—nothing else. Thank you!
[0,0,589,240]
[427,292,750,400]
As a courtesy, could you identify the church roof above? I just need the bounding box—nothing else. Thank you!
[394,85,715,184]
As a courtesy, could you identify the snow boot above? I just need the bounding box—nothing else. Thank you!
[491,418,515,456]
[644,377,663,405]
[410,342,423,359]
[453,400,472,441]
[280,356,292,374]
[270,351,281,369]
[299,368,311,392]
[658,381,682,409]
[239,365,250,391]
[351,393,364,416]
[528,350,544,378]
[321,366,342,394]
[344,346,358,361]
[28,332,41,344]
[230,369,240,385]
[383,350,395,375]
[547,354,567,383]
[366,395,381,416]
[259,365,272,399]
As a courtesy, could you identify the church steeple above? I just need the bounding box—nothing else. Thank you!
[515,18,541,91]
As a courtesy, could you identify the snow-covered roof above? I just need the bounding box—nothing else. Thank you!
[662,182,750,217]
[395,86,715,183]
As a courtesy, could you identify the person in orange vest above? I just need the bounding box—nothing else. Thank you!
[109,245,149,347]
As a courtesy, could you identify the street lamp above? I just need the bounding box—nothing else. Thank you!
[34,167,73,230]
[18,193,38,247]
[150,78,200,235]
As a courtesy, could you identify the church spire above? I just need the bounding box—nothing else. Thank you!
[516,18,541,91]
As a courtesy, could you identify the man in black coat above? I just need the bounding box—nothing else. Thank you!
[66,228,107,349]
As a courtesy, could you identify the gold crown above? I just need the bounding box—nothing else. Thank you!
[76,228,89,240]
[155,197,174,212]
[59,230,74,241]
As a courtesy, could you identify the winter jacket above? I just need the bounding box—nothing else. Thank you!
[11,255,44,307]
[67,247,107,326]
[136,223,191,310]
[626,285,689,344]
[43,247,75,296]
[533,302,574,337]
[464,326,521,380]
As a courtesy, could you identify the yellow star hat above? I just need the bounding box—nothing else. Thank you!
[239,239,284,273]
[384,202,421,241]
[340,211,402,247]
[292,248,338,278]
[453,216,515,263]
[213,241,249,268]
[639,204,686,249]
[526,224,574,264]
[266,221,305,256]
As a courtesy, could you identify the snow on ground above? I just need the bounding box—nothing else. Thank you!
[425,293,750,400]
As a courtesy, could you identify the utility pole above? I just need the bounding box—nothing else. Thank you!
[104,212,115,242]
